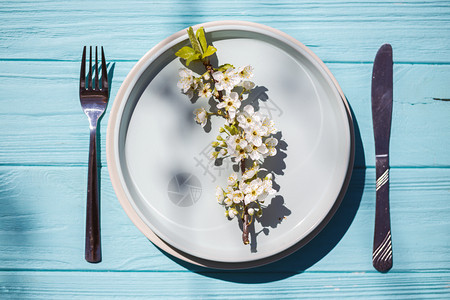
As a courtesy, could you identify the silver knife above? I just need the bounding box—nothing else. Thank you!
[371,44,393,272]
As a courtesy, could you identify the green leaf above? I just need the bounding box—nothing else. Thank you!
[187,27,202,55]
[202,45,217,58]
[175,46,196,59]
[196,27,208,53]
[175,45,202,66]
[217,63,234,72]
[186,53,201,66]
[229,125,238,135]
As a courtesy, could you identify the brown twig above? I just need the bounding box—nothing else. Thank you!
[241,158,250,245]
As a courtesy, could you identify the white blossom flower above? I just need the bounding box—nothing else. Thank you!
[228,145,247,161]
[198,82,212,98]
[224,195,233,207]
[217,92,241,120]
[242,164,260,181]
[232,190,244,204]
[227,207,238,219]
[193,107,208,127]
[226,134,248,150]
[237,105,262,130]
[246,143,269,161]
[213,68,240,92]
[244,124,266,147]
[224,185,234,195]
[227,173,238,186]
[237,65,254,80]
[244,178,264,205]
[258,175,276,202]
[239,180,248,193]
[263,176,276,194]
[264,137,278,157]
[177,68,197,93]
[216,186,224,204]
[258,173,277,203]
[261,116,277,136]
[240,80,255,91]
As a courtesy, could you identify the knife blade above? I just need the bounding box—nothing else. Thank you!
[371,43,393,272]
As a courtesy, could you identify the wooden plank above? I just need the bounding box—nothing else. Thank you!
[0,270,449,299]
[0,1,449,62]
[0,61,449,167]
[0,166,448,272]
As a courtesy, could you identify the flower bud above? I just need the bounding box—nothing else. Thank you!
[216,135,224,141]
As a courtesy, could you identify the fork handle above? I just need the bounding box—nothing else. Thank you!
[85,124,101,263]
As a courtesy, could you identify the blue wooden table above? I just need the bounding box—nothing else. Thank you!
[1,0,449,298]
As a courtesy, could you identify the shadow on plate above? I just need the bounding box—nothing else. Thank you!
[158,105,366,283]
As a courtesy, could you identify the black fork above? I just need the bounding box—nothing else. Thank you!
[79,46,109,263]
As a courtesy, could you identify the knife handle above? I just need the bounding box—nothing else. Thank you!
[373,155,393,272]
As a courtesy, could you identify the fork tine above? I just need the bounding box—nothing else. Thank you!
[80,46,86,90]
[88,46,93,90]
[95,46,99,90]
[101,47,108,91]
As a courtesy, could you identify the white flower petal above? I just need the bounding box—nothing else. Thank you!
[215,186,224,202]
[228,108,236,121]
[212,71,223,81]
[243,105,254,115]
[249,150,261,160]
[258,144,268,154]
[268,147,277,156]
[217,102,226,109]
[230,91,239,101]
[227,173,238,186]
[242,80,255,90]
[252,135,262,147]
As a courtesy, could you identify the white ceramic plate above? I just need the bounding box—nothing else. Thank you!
[107,21,354,269]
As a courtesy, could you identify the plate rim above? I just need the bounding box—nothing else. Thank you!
[106,20,355,269]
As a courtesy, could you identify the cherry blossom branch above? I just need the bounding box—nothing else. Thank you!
[203,59,250,245]
[176,26,279,246]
